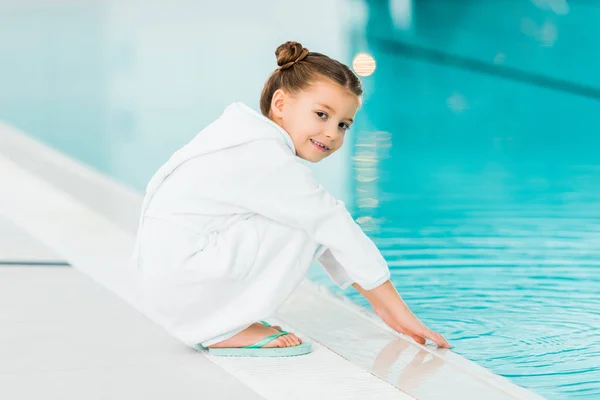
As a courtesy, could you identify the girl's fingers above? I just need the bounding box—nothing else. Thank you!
[410,334,426,345]
[394,324,451,348]
[425,330,452,348]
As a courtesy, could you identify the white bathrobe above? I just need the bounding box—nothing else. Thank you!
[132,102,390,347]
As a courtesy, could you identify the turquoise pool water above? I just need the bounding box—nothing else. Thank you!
[1,1,599,398]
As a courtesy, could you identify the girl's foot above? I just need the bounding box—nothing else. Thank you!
[208,322,302,348]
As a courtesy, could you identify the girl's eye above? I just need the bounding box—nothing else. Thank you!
[316,111,350,132]
[339,122,350,132]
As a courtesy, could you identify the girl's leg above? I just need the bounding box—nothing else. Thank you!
[140,214,318,348]
[198,214,319,349]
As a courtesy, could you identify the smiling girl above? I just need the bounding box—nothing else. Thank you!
[133,41,450,357]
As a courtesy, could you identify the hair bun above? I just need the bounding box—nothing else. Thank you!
[275,41,309,70]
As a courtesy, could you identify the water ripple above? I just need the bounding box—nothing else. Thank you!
[314,163,600,399]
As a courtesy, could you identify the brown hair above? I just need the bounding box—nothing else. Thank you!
[259,41,363,117]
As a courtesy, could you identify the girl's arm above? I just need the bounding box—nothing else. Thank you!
[353,280,451,348]
[235,149,390,290]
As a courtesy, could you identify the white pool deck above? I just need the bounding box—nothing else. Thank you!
[0,122,547,399]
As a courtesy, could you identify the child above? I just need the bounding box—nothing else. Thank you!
[133,41,450,357]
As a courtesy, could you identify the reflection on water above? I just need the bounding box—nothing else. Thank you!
[373,338,446,395]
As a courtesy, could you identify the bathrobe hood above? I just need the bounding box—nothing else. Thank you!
[140,102,295,222]
[132,102,294,257]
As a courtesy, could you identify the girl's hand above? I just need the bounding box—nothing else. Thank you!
[375,306,451,348]
[353,280,452,349]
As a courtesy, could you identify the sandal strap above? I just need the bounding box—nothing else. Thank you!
[244,332,285,349]
[260,320,289,335]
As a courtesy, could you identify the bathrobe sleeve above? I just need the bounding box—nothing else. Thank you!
[236,147,390,290]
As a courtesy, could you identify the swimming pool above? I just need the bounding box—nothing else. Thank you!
[339,4,600,398]
[310,153,600,398]
[1,1,599,398]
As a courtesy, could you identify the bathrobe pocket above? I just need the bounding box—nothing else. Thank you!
[139,216,259,282]
[193,217,260,281]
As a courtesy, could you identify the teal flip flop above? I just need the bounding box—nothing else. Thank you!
[259,320,288,333]
[201,321,312,357]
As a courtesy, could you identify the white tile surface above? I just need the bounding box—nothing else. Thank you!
[0,364,252,400]
[0,154,141,308]
[204,325,413,400]
[0,122,142,232]
[0,217,63,263]
[0,266,129,324]
[0,267,265,400]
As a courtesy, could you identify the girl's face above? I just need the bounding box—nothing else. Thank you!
[269,79,360,163]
